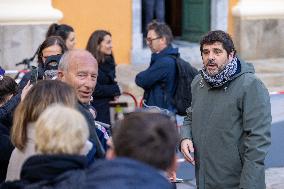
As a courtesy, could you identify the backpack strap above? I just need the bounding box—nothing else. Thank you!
[160,55,178,109]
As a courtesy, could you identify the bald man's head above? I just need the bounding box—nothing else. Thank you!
[58,49,98,104]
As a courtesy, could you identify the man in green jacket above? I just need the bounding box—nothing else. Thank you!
[180,30,271,189]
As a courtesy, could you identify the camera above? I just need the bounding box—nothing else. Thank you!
[30,66,38,84]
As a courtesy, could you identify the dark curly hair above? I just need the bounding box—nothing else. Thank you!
[0,76,18,105]
[200,30,236,57]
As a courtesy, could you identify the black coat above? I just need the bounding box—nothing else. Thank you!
[0,155,87,189]
[0,94,21,131]
[0,128,14,183]
[91,56,121,124]
[18,67,45,91]
[76,102,106,159]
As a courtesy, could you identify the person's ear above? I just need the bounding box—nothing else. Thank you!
[161,36,167,45]
[228,51,235,62]
[57,70,64,80]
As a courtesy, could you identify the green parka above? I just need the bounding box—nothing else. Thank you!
[181,59,271,189]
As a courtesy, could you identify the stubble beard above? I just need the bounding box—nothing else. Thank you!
[205,60,226,77]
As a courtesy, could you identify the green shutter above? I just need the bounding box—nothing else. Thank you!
[182,0,210,42]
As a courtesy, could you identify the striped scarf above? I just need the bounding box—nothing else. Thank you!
[201,57,238,88]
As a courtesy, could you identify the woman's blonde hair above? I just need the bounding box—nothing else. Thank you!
[11,80,77,150]
[35,104,89,155]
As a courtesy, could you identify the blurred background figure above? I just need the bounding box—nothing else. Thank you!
[18,36,67,89]
[142,0,165,38]
[14,23,74,84]
[83,112,179,189]
[1,104,89,188]
[0,121,13,183]
[6,80,77,181]
[86,30,121,125]
[46,23,76,50]
[0,74,18,131]
[0,68,16,183]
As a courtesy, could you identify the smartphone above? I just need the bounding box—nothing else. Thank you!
[30,66,38,84]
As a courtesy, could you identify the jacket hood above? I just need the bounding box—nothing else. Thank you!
[20,155,87,183]
[230,57,255,80]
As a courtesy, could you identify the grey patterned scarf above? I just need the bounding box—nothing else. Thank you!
[201,57,238,87]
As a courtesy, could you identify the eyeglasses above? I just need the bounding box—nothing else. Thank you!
[146,36,161,43]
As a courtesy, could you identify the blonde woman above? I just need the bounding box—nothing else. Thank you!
[6,80,77,181]
[2,104,89,187]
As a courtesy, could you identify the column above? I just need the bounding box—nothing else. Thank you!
[232,0,284,59]
[0,0,62,70]
[211,0,229,31]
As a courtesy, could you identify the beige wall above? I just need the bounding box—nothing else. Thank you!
[228,0,239,36]
[52,0,132,64]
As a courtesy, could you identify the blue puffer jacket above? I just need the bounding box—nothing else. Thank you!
[135,45,178,111]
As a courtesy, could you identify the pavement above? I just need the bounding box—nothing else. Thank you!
[116,41,284,189]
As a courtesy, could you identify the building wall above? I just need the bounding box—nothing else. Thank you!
[52,0,132,64]
[232,0,284,59]
[228,0,239,36]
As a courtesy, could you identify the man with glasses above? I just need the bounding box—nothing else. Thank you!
[135,21,178,112]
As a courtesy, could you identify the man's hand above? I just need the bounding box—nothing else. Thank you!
[167,170,176,182]
[180,139,195,165]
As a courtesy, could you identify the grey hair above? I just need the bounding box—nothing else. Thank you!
[58,51,70,72]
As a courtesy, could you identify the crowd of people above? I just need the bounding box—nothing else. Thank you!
[0,19,272,189]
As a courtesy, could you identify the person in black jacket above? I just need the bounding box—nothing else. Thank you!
[0,71,32,132]
[0,74,17,182]
[86,30,121,124]
[0,123,13,183]
[18,36,67,90]
[1,104,89,188]
[0,75,18,131]
[1,112,179,189]
[85,112,179,189]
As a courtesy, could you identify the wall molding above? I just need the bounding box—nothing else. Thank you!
[0,0,62,25]
[233,0,284,19]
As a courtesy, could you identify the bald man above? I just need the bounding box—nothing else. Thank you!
[58,49,105,160]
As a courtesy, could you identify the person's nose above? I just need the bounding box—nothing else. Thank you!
[208,51,215,61]
[84,75,96,90]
